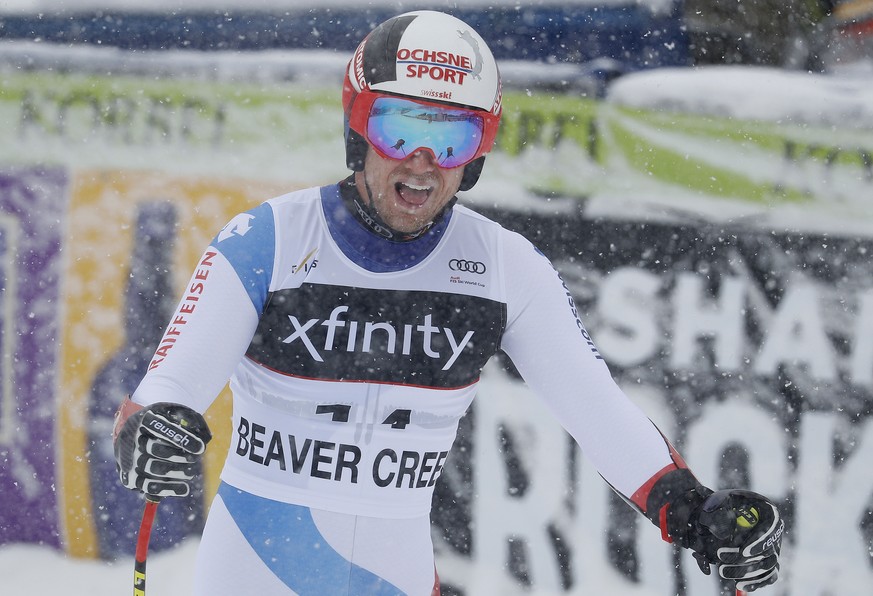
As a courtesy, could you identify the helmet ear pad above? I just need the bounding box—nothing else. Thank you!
[345,125,368,172]
[346,125,488,193]
[458,155,486,191]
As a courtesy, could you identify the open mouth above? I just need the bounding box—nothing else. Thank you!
[395,181,433,207]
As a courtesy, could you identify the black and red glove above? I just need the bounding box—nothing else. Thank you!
[692,489,783,592]
[666,487,784,592]
[635,460,784,593]
[112,396,212,499]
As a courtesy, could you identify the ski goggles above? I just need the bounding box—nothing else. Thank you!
[352,93,499,168]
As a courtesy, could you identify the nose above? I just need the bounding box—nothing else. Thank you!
[404,148,439,171]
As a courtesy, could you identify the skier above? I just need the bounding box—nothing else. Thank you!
[113,10,783,595]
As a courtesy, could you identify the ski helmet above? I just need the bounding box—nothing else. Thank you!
[343,10,502,191]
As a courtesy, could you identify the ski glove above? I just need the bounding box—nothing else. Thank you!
[113,396,212,499]
[671,488,784,592]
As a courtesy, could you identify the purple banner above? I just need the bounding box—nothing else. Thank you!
[0,166,67,547]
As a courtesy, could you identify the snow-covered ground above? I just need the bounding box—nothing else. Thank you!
[1,540,202,594]
[592,65,873,236]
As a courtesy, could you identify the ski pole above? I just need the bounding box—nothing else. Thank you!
[134,497,160,596]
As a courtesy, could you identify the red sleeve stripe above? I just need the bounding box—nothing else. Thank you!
[658,504,673,543]
[629,463,678,512]
[112,395,143,442]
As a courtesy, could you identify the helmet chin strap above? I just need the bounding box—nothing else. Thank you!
[342,176,456,242]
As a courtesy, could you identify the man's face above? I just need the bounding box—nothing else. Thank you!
[355,147,464,234]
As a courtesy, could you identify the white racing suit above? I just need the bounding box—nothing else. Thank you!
[131,180,693,595]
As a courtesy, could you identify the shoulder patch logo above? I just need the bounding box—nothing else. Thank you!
[292,248,319,274]
[217,213,255,242]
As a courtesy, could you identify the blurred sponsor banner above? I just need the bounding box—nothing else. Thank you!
[457,205,873,596]
[57,171,285,558]
[0,166,66,549]
[601,102,872,205]
[0,57,871,596]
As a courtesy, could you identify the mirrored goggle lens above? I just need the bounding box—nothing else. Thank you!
[366,97,485,168]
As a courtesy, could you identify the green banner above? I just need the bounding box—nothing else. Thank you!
[3,67,868,219]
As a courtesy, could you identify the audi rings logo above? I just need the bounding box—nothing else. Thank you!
[449,259,487,274]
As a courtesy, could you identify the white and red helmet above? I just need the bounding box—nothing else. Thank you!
[342,10,503,190]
